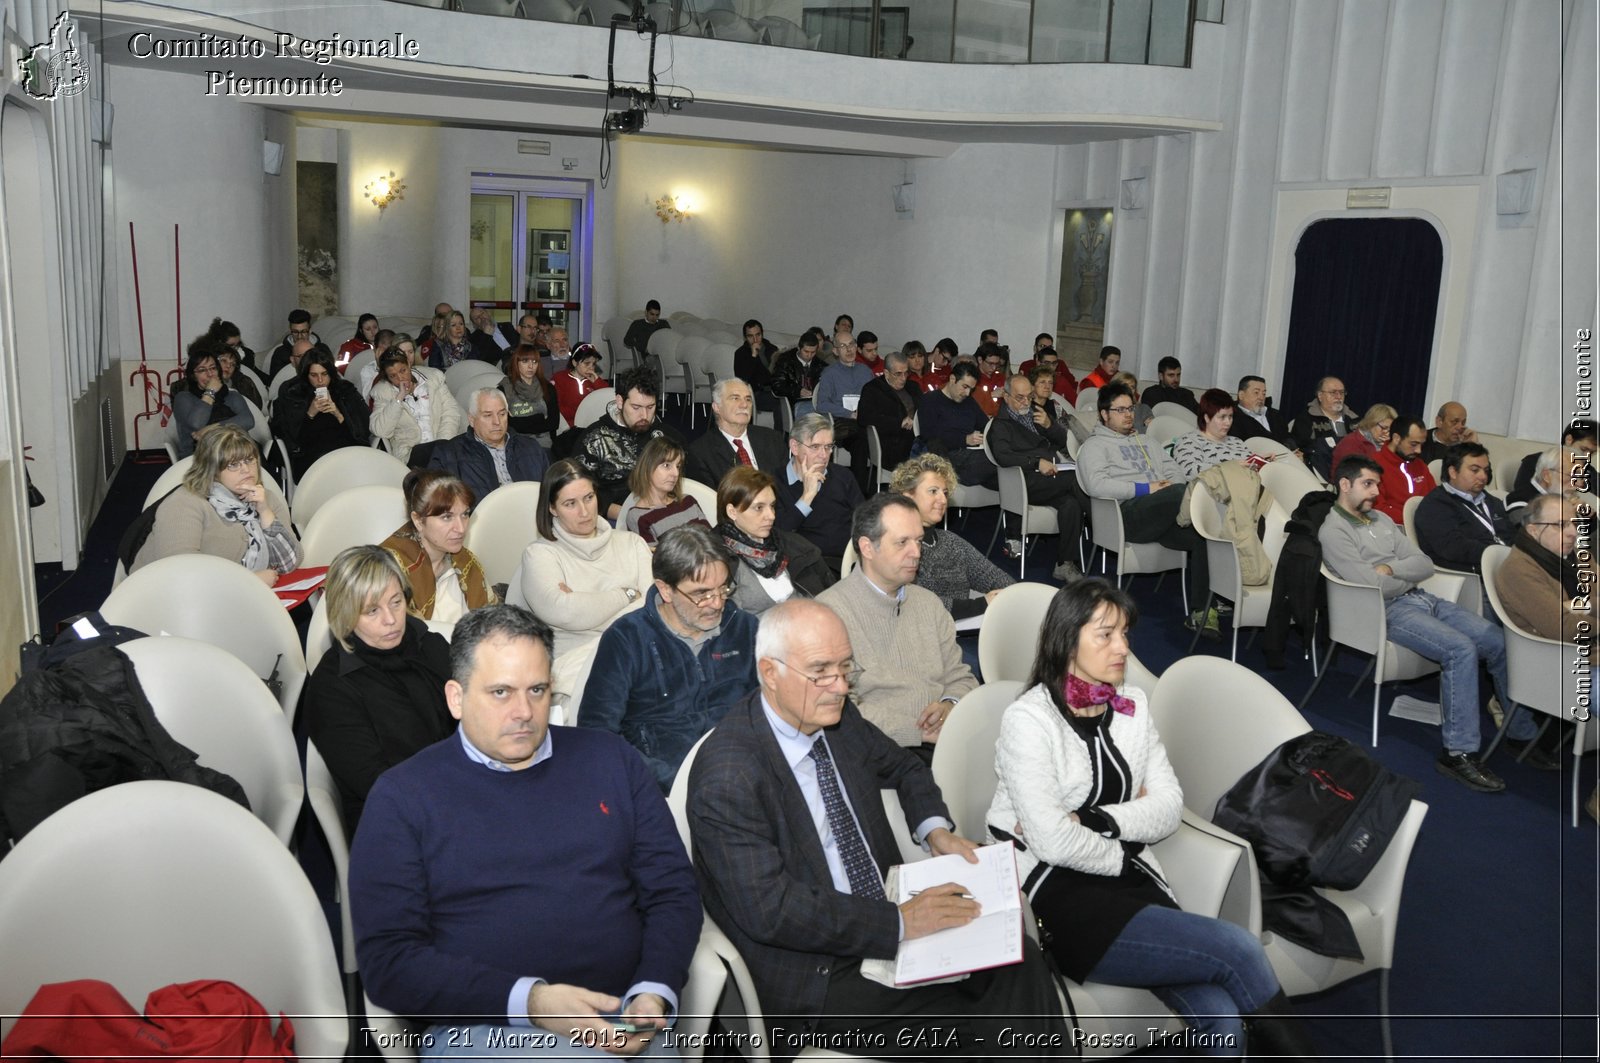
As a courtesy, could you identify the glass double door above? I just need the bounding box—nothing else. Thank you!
[469,178,587,337]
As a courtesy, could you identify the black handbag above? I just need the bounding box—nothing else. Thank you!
[1213,730,1420,891]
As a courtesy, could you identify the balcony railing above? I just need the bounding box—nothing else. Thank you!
[411,0,1217,67]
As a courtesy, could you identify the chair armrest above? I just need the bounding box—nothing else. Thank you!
[1172,808,1262,935]
[1149,816,1244,921]
[1329,798,1428,968]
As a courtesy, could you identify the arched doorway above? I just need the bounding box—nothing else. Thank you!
[1280,218,1443,424]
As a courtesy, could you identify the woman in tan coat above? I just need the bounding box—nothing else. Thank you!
[133,423,300,585]
[380,469,495,632]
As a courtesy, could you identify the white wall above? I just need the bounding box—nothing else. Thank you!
[1064,0,1594,441]
[609,138,1059,346]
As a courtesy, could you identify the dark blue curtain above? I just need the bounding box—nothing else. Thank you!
[1280,219,1442,423]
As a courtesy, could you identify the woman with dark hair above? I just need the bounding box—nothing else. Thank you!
[716,465,831,614]
[206,316,265,385]
[172,338,252,458]
[270,345,370,477]
[369,346,463,464]
[337,313,379,370]
[500,343,557,438]
[134,424,298,583]
[552,342,610,430]
[511,459,653,690]
[987,579,1311,1059]
[620,436,709,546]
[380,469,494,630]
[216,346,263,409]
[1171,388,1263,478]
[305,544,455,832]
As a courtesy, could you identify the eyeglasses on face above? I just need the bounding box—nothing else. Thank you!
[675,583,738,607]
[1107,404,1135,414]
[774,659,863,689]
[799,441,836,453]
[223,458,258,472]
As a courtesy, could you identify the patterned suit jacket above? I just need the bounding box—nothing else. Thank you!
[686,691,949,1023]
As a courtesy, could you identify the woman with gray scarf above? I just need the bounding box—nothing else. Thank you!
[132,424,300,586]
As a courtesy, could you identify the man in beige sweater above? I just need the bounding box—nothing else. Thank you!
[818,494,976,755]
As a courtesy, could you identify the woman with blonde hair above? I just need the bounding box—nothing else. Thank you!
[132,423,299,585]
[304,545,455,832]
[380,469,495,631]
[1330,402,1397,472]
[620,435,710,546]
[890,453,1014,620]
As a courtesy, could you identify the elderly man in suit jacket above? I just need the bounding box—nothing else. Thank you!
[684,378,787,489]
[687,599,1067,1060]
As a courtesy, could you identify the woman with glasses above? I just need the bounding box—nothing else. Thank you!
[216,346,264,410]
[510,459,654,701]
[172,337,253,458]
[620,436,710,546]
[1171,388,1264,478]
[132,423,299,585]
[1330,402,1397,474]
[379,469,493,632]
[988,579,1314,1059]
[716,465,832,615]
[305,545,455,834]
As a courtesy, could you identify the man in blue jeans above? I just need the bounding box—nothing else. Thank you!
[1319,455,1552,793]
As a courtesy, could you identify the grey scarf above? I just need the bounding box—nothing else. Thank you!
[207,481,298,573]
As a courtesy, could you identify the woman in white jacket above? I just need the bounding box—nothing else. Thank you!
[369,347,465,464]
[510,459,653,705]
[987,580,1311,1059]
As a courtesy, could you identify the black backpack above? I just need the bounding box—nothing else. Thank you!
[115,486,181,573]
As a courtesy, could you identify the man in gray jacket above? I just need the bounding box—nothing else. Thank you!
[1077,383,1211,633]
[1318,455,1547,792]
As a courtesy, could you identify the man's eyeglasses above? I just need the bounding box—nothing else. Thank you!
[1107,404,1135,414]
[775,659,863,689]
[675,583,738,607]
[799,441,836,454]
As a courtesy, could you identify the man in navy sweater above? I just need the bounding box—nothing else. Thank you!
[350,604,701,1055]
[581,525,760,791]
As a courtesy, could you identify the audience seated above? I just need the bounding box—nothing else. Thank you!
[1421,401,1479,465]
[988,579,1314,1058]
[891,453,1015,619]
[1329,402,1396,473]
[1017,334,1079,404]
[772,412,866,565]
[1513,419,1597,501]
[428,388,552,498]
[1139,355,1198,414]
[580,524,759,791]
[171,337,252,459]
[972,341,1009,418]
[1170,388,1261,478]
[1320,455,1548,790]
[684,378,786,486]
[1228,374,1297,452]
[770,327,827,416]
[919,336,957,394]
[304,545,456,833]
[1499,491,1594,661]
[380,469,494,629]
[687,598,1066,1055]
[716,466,832,615]
[577,367,686,520]
[270,346,370,478]
[1078,383,1211,633]
[541,325,574,380]
[856,348,920,473]
[415,302,452,359]
[133,424,299,585]
[814,329,875,492]
[358,332,415,400]
[349,604,699,1055]
[989,372,1086,580]
[215,345,263,410]
[901,339,929,392]
[467,306,516,362]
[1109,371,1155,432]
[1290,376,1357,479]
[918,361,998,489]
[426,310,475,369]
[1079,344,1121,391]
[1030,364,1076,434]
[733,317,783,417]
[369,348,464,465]
[266,307,319,379]
[551,342,609,430]
[512,459,654,699]
[1372,415,1436,524]
[619,436,711,546]
[207,315,267,389]
[855,330,886,375]
[499,342,558,439]
[1413,442,1512,575]
[623,298,670,364]
[336,313,378,371]
[818,494,977,754]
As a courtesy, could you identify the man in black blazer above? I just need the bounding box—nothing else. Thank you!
[1228,375,1299,454]
[772,412,866,564]
[684,378,787,490]
[687,600,1066,1059]
[1512,419,1597,502]
[1413,442,1512,574]
[855,350,920,476]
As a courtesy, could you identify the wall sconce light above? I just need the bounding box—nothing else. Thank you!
[365,171,406,213]
[654,193,696,224]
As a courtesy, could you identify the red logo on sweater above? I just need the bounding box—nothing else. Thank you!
[599,801,610,815]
